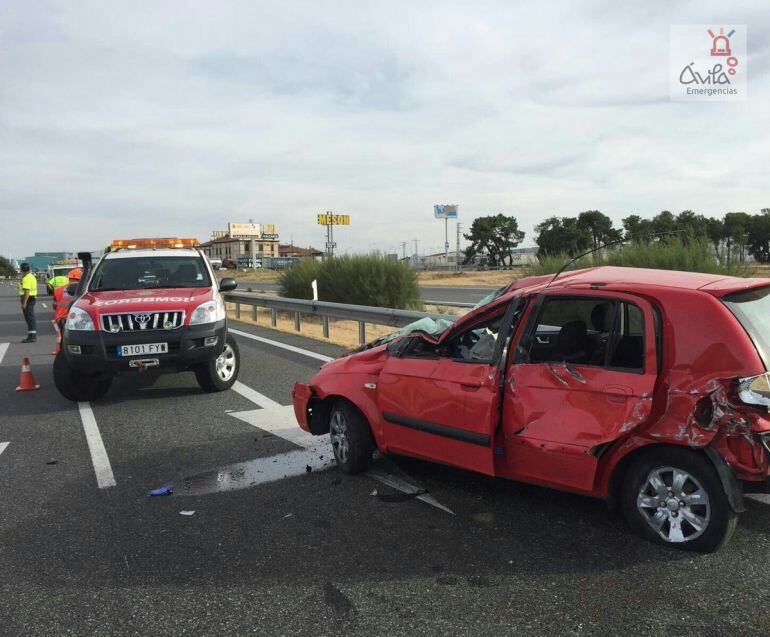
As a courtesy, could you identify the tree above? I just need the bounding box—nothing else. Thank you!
[0,256,16,277]
[724,212,751,261]
[747,210,770,264]
[651,210,677,235]
[622,214,654,241]
[535,216,592,256]
[463,214,525,266]
[576,210,622,250]
[675,210,710,244]
[706,217,725,258]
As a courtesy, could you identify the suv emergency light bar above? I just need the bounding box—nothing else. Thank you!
[109,238,200,250]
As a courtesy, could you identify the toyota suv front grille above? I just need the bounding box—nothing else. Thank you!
[100,311,185,332]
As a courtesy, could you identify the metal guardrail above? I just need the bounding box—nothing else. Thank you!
[223,292,458,345]
[423,299,476,309]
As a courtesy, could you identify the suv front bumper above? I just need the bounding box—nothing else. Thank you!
[63,320,227,376]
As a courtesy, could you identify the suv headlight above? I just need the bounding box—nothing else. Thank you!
[66,307,96,331]
[190,298,225,325]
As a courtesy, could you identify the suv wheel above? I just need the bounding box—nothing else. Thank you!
[329,400,375,474]
[195,333,239,392]
[621,447,737,552]
[53,354,112,402]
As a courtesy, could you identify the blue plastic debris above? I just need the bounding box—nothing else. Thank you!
[149,485,173,497]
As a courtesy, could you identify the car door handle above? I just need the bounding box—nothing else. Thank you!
[460,381,482,390]
[604,385,632,403]
[536,336,550,344]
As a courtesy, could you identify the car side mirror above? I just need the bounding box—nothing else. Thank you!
[219,277,237,292]
[66,283,78,296]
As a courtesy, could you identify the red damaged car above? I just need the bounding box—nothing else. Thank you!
[293,267,770,552]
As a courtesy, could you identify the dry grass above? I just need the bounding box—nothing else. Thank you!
[225,303,466,349]
[416,270,523,287]
[215,270,281,283]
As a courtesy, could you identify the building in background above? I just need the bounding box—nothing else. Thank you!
[22,251,77,273]
[200,222,280,268]
[278,244,324,262]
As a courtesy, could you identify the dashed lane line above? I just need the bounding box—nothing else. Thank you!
[77,402,116,489]
[0,343,9,365]
[0,442,9,456]
[229,328,334,363]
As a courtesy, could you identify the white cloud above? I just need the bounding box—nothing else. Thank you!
[0,0,768,259]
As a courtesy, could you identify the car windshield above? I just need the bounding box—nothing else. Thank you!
[723,286,770,369]
[89,256,211,291]
[472,284,511,310]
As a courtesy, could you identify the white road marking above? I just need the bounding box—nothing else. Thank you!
[229,380,454,514]
[229,328,333,362]
[232,380,282,410]
[0,442,9,456]
[41,303,47,308]
[77,402,116,489]
[0,343,9,365]
[746,494,770,505]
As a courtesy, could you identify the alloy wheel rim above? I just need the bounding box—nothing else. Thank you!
[636,466,711,543]
[329,411,349,464]
[215,344,236,381]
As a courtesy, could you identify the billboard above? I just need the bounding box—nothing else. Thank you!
[227,222,279,240]
[317,214,350,225]
[434,204,458,219]
[228,222,261,238]
[261,224,279,240]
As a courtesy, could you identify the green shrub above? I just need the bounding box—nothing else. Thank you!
[278,260,322,299]
[279,256,421,309]
[526,237,750,277]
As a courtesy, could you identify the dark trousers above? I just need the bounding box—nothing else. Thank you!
[22,296,36,335]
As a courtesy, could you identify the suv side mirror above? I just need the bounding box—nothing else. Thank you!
[219,277,237,292]
[66,283,78,296]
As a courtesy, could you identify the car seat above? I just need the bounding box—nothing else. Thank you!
[556,320,589,364]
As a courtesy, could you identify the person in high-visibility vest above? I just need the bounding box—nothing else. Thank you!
[47,274,69,296]
[18,263,38,343]
[52,268,82,355]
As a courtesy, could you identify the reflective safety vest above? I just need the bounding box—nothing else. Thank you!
[19,273,38,297]
[53,285,74,322]
[49,275,69,290]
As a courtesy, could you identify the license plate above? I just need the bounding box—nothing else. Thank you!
[117,343,168,357]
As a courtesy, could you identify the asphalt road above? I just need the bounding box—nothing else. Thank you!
[246,282,498,306]
[2,282,770,636]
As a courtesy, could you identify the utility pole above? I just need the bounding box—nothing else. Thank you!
[456,222,462,271]
[400,241,408,260]
[413,239,420,265]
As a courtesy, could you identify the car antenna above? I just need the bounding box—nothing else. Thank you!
[544,230,685,289]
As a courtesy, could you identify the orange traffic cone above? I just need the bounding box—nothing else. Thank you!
[16,357,40,392]
[52,321,61,356]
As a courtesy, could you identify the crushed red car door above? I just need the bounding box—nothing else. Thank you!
[376,305,516,476]
[502,290,658,493]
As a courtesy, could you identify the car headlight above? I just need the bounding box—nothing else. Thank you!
[189,298,225,325]
[66,307,96,331]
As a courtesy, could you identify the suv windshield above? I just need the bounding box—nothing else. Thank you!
[723,286,770,369]
[89,256,211,291]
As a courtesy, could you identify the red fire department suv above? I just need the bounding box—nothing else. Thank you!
[293,266,770,552]
[55,238,240,401]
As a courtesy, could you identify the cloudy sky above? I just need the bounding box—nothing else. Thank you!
[1,1,768,259]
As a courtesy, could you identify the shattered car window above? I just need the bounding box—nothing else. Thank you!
[367,317,456,349]
[723,286,770,369]
[472,285,510,310]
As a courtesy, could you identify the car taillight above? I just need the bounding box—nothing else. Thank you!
[737,373,770,411]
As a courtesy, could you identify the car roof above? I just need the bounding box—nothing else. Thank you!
[103,249,202,260]
[515,266,770,294]
[444,266,770,339]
